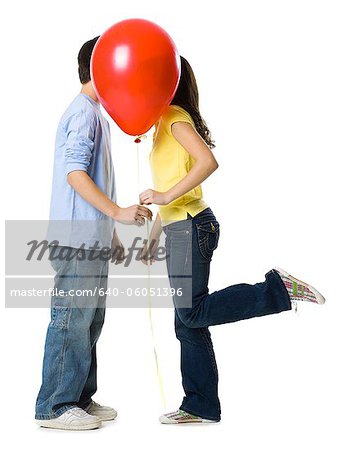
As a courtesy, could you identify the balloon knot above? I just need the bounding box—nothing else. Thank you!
[134,134,147,144]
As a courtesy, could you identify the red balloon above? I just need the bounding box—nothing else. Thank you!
[91,19,181,136]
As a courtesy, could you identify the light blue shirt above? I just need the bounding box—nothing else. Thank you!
[48,94,116,249]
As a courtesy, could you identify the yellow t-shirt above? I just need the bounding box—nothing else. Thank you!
[149,105,208,223]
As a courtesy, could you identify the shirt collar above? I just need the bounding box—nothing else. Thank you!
[80,93,100,109]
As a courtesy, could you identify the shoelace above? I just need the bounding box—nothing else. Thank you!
[69,407,89,417]
[291,300,298,314]
[166,410,199,421]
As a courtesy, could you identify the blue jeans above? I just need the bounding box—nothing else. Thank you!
[35,247,108,420]
[164,208,291,421]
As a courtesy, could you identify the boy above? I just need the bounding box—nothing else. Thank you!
[35,37,151,430]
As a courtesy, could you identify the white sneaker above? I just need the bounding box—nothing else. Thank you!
[36,407,102,431]
[159,409,218,424]
[85,401,117,421]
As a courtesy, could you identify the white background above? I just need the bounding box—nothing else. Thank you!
[1,0,355,449]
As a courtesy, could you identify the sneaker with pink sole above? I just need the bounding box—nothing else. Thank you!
[159,409,218,424]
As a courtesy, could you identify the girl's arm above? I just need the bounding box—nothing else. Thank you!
[139,122,218,206]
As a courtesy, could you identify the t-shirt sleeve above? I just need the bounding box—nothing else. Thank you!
[161,106,194,134]
[64,110,96,175]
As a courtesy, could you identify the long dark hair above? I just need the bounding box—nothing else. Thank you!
[171,56,215,149]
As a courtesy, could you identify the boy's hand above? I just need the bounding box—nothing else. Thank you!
[111,229,125,265]
[140,189,171,206]
[114,205,152,225]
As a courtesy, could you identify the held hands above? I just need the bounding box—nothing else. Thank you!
[113,204,152,225]
[139,189,171,206]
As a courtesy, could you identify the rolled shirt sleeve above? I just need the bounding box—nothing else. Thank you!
[64,110,96,174]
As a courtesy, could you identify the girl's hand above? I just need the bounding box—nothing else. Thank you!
[140,189,171,206]
[140,237,160,265]
[140,244,150,265]
[140,244,153,265]
[139,213,163,265]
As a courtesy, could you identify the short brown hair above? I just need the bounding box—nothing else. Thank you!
[78,36,100,84]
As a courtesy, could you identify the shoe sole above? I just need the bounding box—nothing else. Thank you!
[274,267,326,304]
[159,417,218,424]
[94,413,117,421]
[36,419,102,431]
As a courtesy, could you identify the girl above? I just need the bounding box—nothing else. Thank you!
[139,56,325,424]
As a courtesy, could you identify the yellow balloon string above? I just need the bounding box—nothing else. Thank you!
[136,139,167,409]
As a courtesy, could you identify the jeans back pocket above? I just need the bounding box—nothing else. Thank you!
[196,220,220,260]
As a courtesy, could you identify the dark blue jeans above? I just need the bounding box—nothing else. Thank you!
[164,208,291,421]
